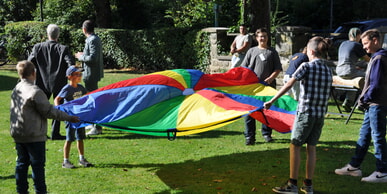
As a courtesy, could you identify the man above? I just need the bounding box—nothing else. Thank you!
[336,27,370,111]
[28,24,75,140]
[241,28,282,144]
[335,29,387,183]
[230,24,252,68]
[75,20,104,135]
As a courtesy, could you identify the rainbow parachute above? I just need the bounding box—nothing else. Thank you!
[57,67,297,139]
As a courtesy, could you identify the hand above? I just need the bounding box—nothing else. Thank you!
[264,77,274,85]
[69,116,80,123]
[263,102,272,109]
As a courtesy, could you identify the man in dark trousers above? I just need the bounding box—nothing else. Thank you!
[28,24,75,140]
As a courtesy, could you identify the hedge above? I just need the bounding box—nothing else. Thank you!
[4,21,211,72]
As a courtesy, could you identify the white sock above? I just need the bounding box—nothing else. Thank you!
[79,155,85,160]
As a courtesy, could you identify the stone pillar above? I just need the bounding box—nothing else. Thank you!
[202,27,232,73]
[275,26,311,69]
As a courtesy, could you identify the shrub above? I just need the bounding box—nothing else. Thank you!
[4,21,209,72]
[4,21,75,61]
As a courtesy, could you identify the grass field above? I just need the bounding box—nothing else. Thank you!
[0,66,386,194]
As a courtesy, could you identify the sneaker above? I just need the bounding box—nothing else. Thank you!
[85,125,94,130]
[79,159,93,167]
[86,128,102,135]
[272,181,298,194]
[263,135,273,143]
[334,164,362,177]
[300,184,313,194]
[62,161,75,169]
[245,138,255,145]
[361,171,387,183]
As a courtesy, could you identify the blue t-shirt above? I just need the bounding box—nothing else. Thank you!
[57,84,87,103]
[285,52,309,76]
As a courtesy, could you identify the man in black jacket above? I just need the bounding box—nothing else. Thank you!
[28,24,75,140]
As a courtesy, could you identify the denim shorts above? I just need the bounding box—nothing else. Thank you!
[291,112,324,146]
[65,122,86,141]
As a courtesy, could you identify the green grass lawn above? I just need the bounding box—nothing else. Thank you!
[0,66,386,194]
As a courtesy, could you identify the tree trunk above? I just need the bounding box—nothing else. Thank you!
[92,0,112,28]
[249,0,271,44]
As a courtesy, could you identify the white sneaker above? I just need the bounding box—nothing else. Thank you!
[85,125,94,130]
[335,164,362,177]
[361,171,387,183]
[86,128,101,135]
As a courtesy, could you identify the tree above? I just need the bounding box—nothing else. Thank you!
[0,0,36,28]
[249,0,270,33]
[35,0,94,27]
[92,0,112,28]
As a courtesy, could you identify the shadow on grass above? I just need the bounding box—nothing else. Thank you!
[95,140,384,194]
[92,129,243,140]
[0,75,18,91]
[0,174,14,180]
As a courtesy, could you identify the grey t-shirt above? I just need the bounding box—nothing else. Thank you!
[241,46,282,86]
[336,40,367,77]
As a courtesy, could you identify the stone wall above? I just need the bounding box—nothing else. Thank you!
[201,27,232,73]
[275,26,312,70]
[203,26,312,88]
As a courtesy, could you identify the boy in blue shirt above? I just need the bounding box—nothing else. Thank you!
[55,66,93,168]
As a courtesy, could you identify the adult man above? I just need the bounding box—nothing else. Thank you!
[241,28,282,145]
[336,27,370,111]
[28,24,75,140]
[335,29,387,183]
[230,24,252,68]
[75,20,104,135]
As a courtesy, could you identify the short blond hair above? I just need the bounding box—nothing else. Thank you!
[16,60,35,78]
[361,29,381,42]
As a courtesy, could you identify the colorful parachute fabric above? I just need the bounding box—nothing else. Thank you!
[57,67,297,138]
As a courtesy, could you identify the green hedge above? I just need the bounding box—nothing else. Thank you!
[4,21,211,72]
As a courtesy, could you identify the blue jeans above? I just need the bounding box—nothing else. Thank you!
[350,105,387,173]
[15,142,47,194]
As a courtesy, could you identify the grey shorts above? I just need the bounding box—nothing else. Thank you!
[291,112,324,146]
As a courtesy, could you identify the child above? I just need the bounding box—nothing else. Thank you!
[10,60,80,193]
[55,65,92,168]
[263,36,332,194]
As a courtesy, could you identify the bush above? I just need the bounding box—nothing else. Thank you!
[4,21,209,72]
[4,21,74,61]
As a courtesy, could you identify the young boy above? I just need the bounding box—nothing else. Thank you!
[264,37,332,194]
[55,66,92,168]
[10,60,80,193]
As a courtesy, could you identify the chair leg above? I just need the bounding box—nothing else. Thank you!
[345,94,361,124]
[331,87,344,116]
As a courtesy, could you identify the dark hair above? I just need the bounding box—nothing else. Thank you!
[307,36,331,58]
[16,60,35,78]
[255,28,268,36]
[361,29,381,42]
[240,24,248,27]
[82,20,95,33]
